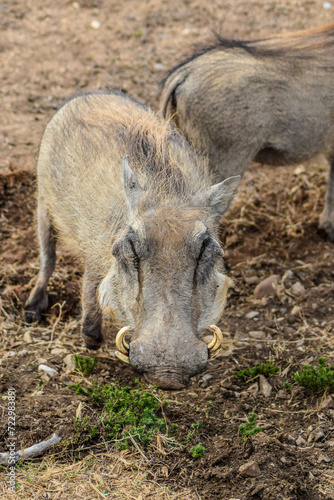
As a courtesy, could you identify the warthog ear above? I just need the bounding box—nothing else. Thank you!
[123,156,145,211]
[200,176,241,216]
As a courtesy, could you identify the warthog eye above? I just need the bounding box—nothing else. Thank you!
[197,237,211,262]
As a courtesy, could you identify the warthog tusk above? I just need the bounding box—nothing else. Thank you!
[207,325,223,358]
[115,350,130,364]
[115,325,130,354]
[115,326,131,364]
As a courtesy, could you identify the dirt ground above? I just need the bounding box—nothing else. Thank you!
[1,0,334,499]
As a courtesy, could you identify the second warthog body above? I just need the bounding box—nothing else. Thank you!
[24,92,240,389]
[160,23,334,240]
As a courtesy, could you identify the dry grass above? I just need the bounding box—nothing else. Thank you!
[0,452,200,499]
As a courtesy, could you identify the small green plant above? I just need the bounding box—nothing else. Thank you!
[186,421,202,441]
[282,381,291,392]
[293,357,334,393]
[190,444,205,458]
[235,360,279,382]
[74,355,97,376]
[239,413,263,441]
[70,381,166,449]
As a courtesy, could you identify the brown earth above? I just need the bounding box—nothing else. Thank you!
[1,1,334,499]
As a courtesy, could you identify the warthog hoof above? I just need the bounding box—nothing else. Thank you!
[24,308,42,324]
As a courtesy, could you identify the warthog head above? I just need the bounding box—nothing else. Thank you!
[99,157,240,389]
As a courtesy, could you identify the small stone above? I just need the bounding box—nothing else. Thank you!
[259,375,272,397]
[290,305,301,316]
[319,396,334,410]
[247,382,259,397]
[276,390,286,399]
[308,426,325,444]
[287,435,296,445]
[254,275,279,299]
[90,20,101,29]
[323,1,332,9]
[221,377,233,389]
[291,281,305,295]
[249,331,266,339]
[23,331,33,343]
[293,165,306,175]
[284,270,294,280]
[41,373,51,383]
[202,374,213,387]
[245,276,259,285]
[239,460,261,477]
[38,364,59,378]
[154,63,166,71]
[63,354,76,372]
[50,347,67,355]
[296,436,306,446]
[60,374,73,384]
[318,452,331,463]
[37,358,48,365]
[246,311,259,319]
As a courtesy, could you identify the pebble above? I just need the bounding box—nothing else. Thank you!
[323,1,332,9]
[308,426,326,443]
[38,364,59,378]
[239,460,261,477]
[247,382,259,397]
[50,347,67,355]
[287,435,296,445]
[293,165,306,175]
[296,436,306,446]
[259,375,272,397]
[318,452,331,463]
[291,305,301,316]
[254,275,279,299]
[249,331,266,339]
[154,63,166,71]
[291,281,305,295]
[319,396,333,410]
[60,374,73,385]
[245,275,259,285]
[221,377,233,389]
[90,20,101,29]
[23,331,33,343]
[202,374,213,387]
[63,354,76,372]
[246,311,259,319]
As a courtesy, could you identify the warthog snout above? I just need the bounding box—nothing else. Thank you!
[128,334,209,389]
[115,325,223,389]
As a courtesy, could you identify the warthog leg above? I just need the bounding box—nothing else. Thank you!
[24,200,56,323]
[319,157,334,242]
[81,265,103,350]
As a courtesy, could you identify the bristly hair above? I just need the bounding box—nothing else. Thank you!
[161,23,334,85]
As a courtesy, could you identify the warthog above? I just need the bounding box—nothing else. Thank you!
[24,92,240,389]
[160,23,334,241]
